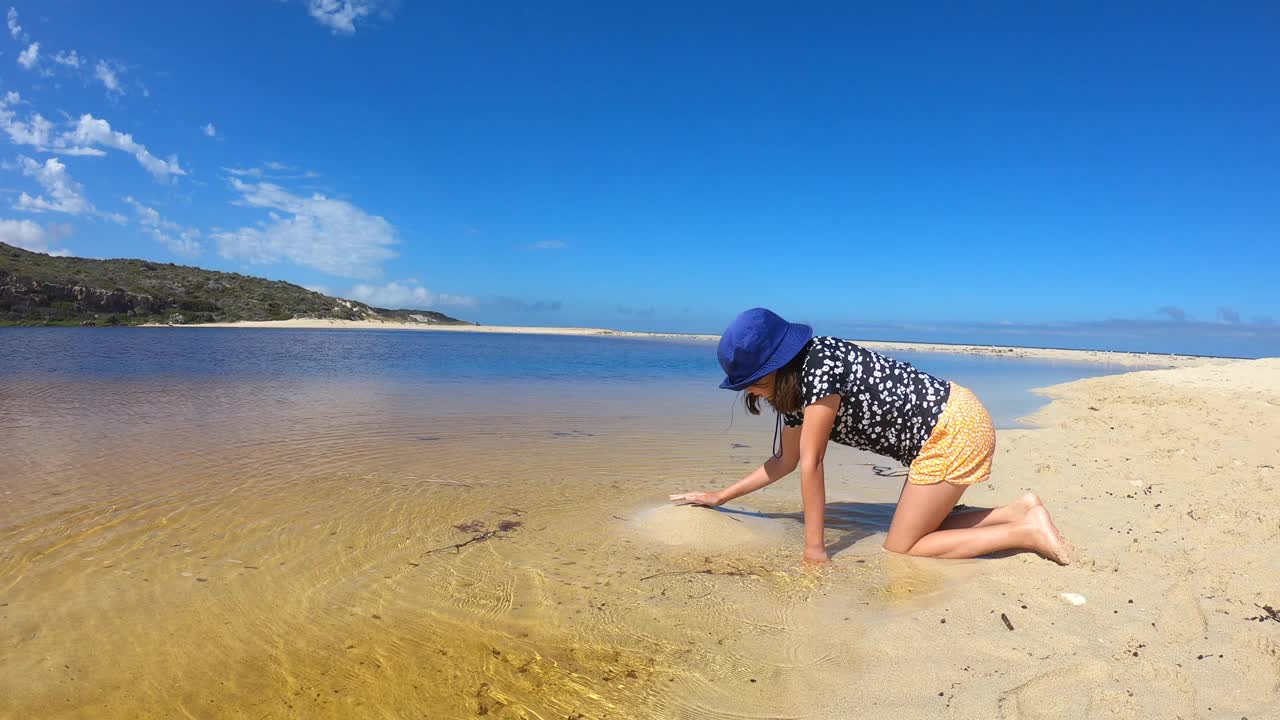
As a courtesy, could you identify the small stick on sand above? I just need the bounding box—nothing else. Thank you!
[423,530,502,555]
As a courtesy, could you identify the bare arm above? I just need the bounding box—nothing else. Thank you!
[714,425,801,503]
[669,423,800,506]
[799,394,839,563]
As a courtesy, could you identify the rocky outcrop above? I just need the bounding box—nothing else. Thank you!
[0,273,169,316]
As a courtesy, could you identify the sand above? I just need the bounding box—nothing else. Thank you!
[626,504,794,550]
[142,317,1231,368]
[633,357,1280,718]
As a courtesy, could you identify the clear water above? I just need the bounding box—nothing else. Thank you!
[2,328,1131,426]
[0,328,1134,719]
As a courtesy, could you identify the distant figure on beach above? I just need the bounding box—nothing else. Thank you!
[670,308,1072,566]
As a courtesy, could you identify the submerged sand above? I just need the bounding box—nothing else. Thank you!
[142,317,1230,368]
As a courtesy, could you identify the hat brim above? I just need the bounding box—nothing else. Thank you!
[719,322,813,390]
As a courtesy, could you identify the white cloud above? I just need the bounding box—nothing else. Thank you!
[347,281,476,309]
[13,155,91,215]
[0,217,72,256]
[213,178,398,279]
[7,6,22,40]
[0,95,169,169]
[51,145,106,157]
[66,114,186,181]
[0,93,90,154]
[202,122,217,137]
[123,197,202,257]
[302,284,332,296]
[305,0,378,33]
[17,40,38,70]
[52,49,81,68]
[0,103,53,148]
[223,163,318,180]
[531,240,567,250]
[94,60,123,95]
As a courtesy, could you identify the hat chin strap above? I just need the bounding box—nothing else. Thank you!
[771,412,784,459]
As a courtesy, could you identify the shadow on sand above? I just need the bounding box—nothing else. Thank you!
[707,501,1030,559]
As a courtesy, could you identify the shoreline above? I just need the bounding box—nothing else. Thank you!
[138,317,1240,368]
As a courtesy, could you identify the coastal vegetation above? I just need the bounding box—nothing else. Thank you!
[0,242,468,327]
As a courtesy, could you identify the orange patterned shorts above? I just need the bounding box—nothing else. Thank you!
[907,382,995,486]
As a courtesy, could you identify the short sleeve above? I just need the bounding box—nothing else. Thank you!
[800,339,850,408]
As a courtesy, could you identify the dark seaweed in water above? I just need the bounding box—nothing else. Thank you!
[429,512,526,555]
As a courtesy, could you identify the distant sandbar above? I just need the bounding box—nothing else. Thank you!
[142,317,1235,368]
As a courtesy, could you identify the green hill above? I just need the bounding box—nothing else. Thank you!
[0,242,470,327]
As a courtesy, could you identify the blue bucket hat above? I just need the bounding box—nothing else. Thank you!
[717,308,814,391]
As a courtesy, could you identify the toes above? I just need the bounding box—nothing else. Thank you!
[1057,540,1079,565]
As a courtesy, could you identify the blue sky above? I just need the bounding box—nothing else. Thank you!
[1,1,1277,356]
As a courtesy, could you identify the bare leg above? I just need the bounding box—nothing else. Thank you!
[937,492,1042,530]
[884,482,1071,564]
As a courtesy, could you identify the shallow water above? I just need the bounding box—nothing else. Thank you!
[0,329,1129,718]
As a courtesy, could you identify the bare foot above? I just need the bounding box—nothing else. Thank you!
[1012,492,1044,519]
[1025,505,1073,565]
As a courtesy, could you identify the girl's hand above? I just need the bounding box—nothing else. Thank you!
[668,491,724,507]
[802,546,830,565]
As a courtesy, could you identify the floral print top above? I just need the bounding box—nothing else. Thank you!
[782,336,951,465]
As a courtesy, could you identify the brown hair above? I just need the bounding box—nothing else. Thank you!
[744,349,806,416]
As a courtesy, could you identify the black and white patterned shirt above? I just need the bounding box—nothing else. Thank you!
[782,336,951,465]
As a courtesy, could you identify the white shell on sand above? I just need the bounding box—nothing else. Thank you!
[1059,592,1087,606]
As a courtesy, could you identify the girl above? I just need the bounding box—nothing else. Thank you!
[670,308,1071,566]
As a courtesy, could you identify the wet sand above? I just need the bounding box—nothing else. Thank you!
[2,360,1278,718]
[141,317,1234,368]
